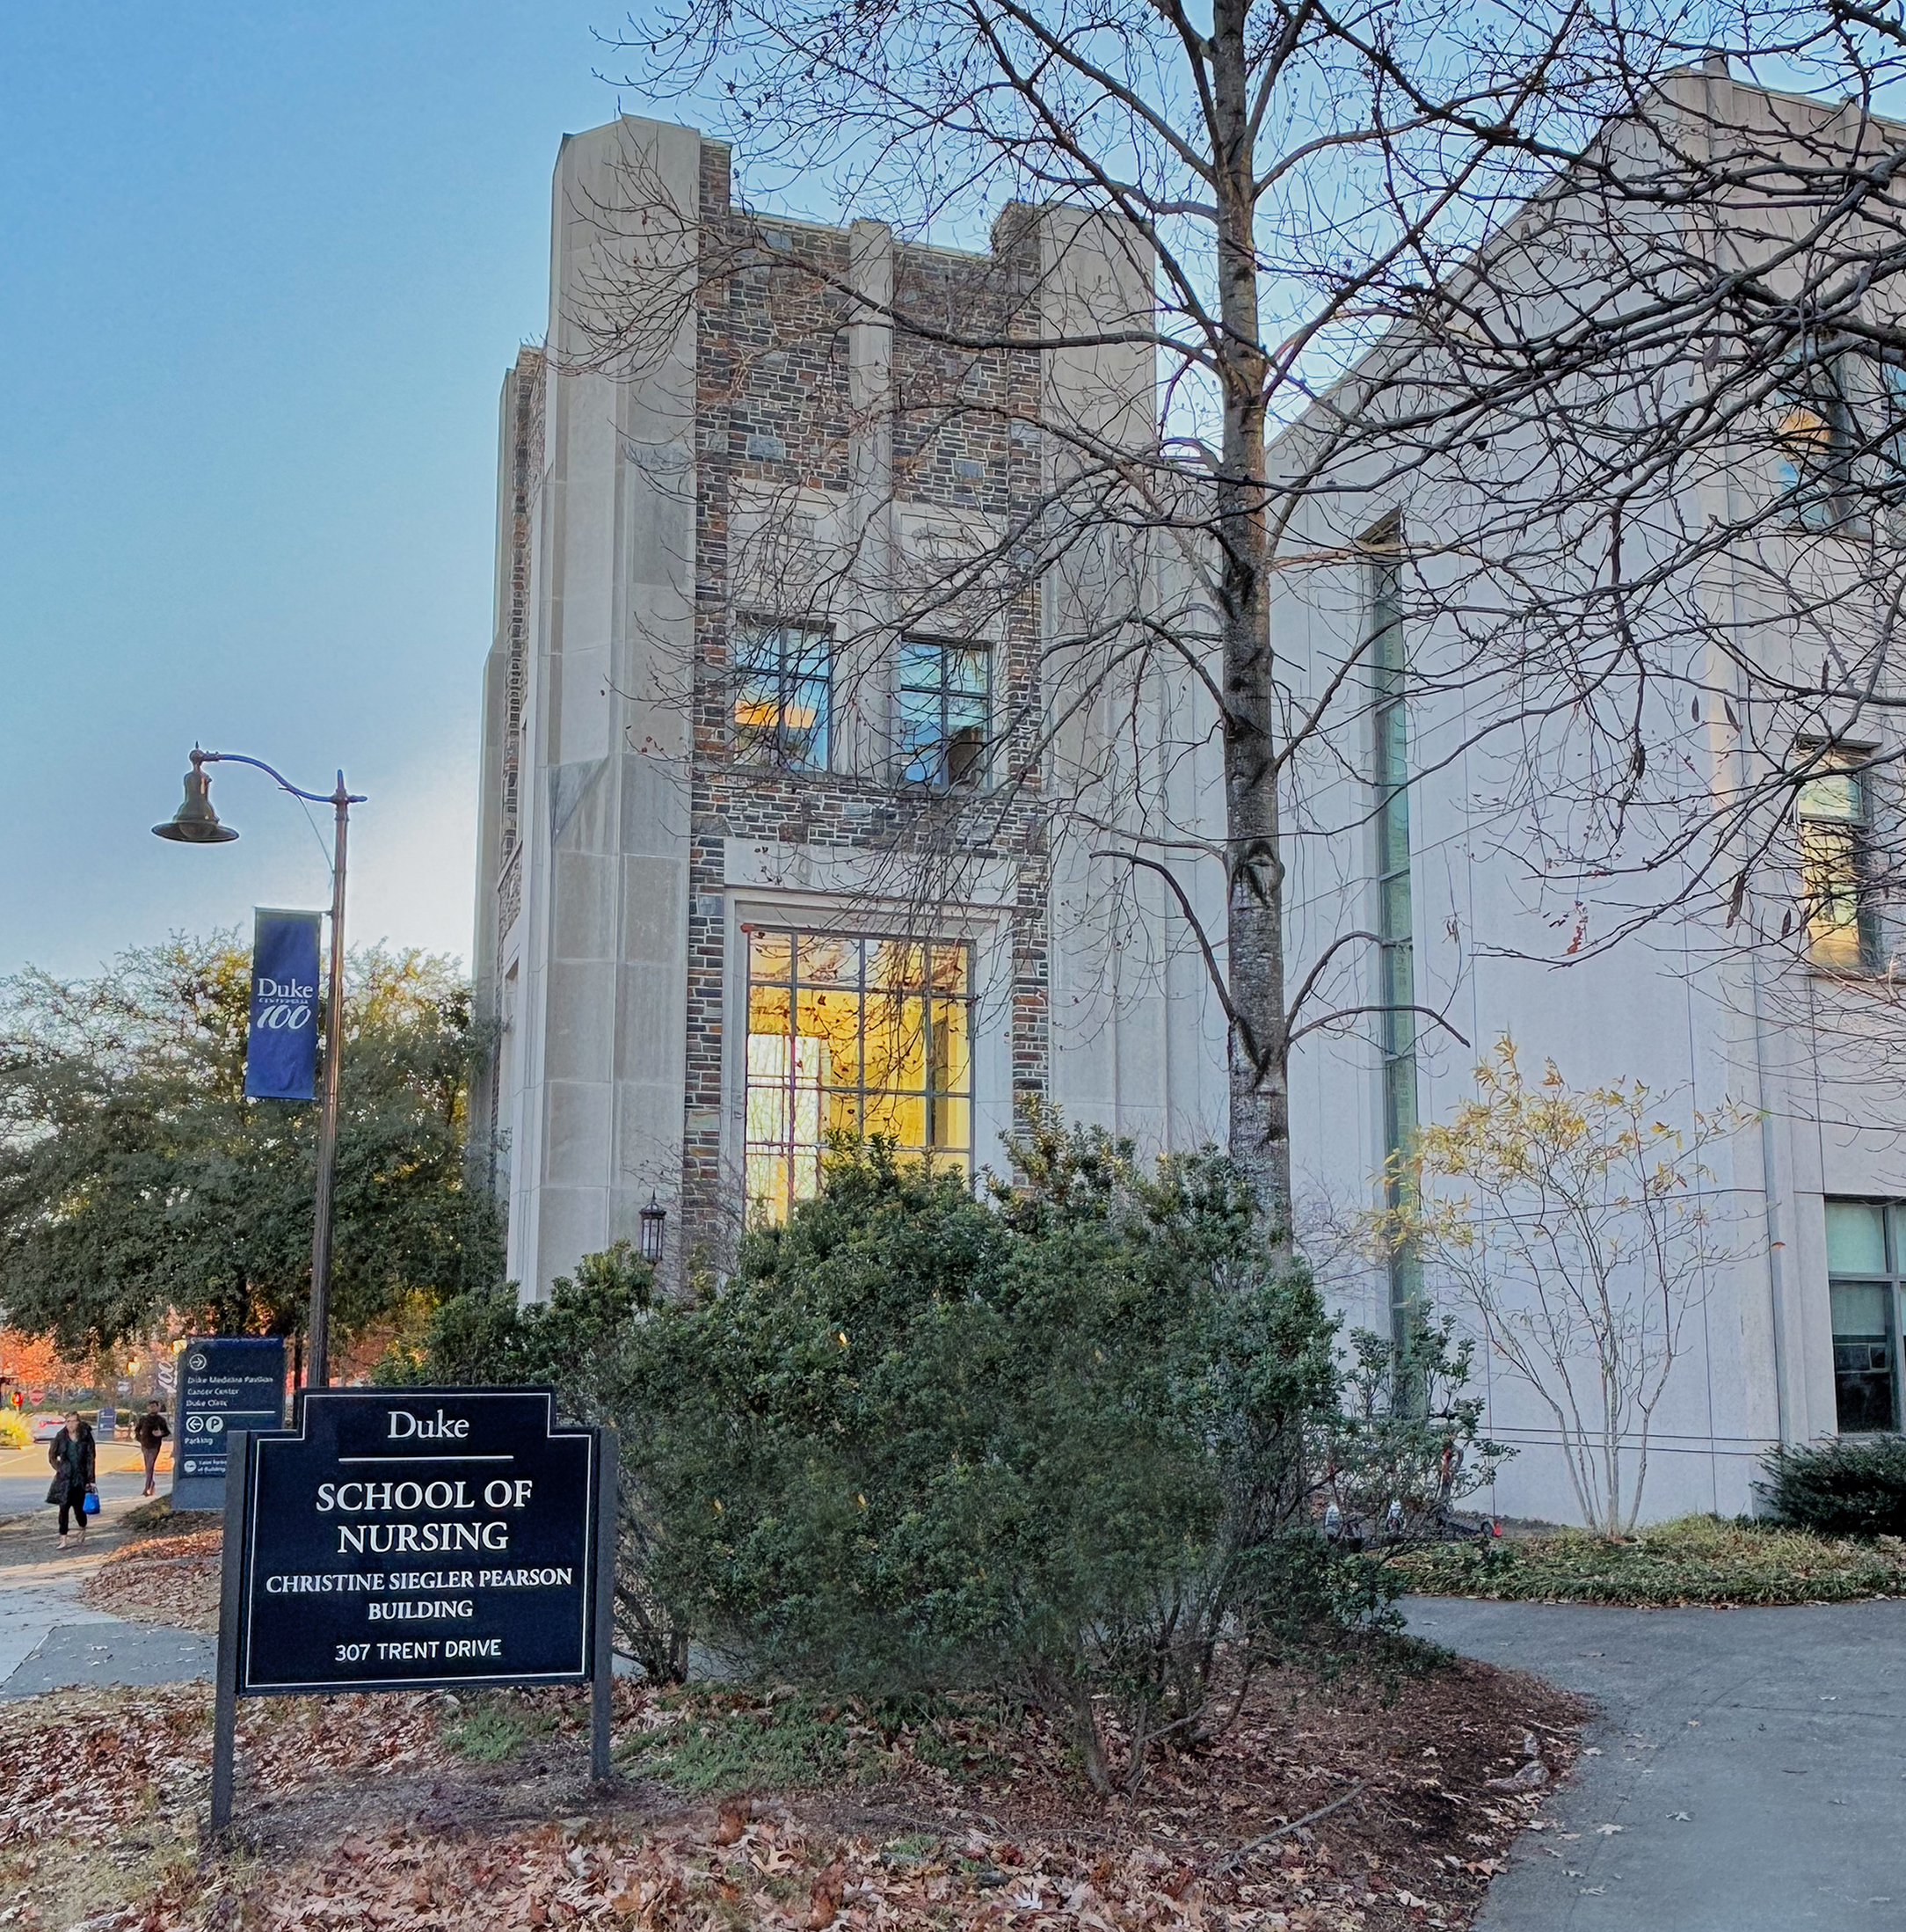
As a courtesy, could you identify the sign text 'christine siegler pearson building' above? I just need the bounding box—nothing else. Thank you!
[211,1387,616,1825]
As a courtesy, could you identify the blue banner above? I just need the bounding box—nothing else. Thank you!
[244,908,322,1100]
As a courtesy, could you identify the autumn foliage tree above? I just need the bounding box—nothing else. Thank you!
[1377,1039,1751,1536]
[0,935,502,1360]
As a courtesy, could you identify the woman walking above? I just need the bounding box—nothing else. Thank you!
[47,1411,97,1545]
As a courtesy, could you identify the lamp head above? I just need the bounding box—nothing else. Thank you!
[638,1193,666,1266]
[152,748,238,844]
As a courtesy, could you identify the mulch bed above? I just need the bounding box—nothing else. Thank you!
[0,1633,1584,1932]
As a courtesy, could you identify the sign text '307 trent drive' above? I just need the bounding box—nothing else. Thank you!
[234,1389,601,1694]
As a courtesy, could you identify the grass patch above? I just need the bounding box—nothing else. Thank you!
[618,1690,865,1796]
[442,1694,553,1762]
[1393,1513,1906,1605]
[911,1721,1015,1785]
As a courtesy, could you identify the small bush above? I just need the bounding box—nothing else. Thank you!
[1321,1318,1513,1538]
[0,1411,27,1450]
[1760,1436,1906,1537]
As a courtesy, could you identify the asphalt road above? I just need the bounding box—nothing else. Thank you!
[1404,1594,1906,1931]
[0,1440,171,1520]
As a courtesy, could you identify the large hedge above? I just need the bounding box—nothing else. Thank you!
[408,1118,1410,1793]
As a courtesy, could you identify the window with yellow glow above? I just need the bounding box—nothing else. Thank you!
[733,622,830,771]
[744,930,972,1221]
[1799,755,1882,970]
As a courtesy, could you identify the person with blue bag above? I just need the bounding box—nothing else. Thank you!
[47,1411,97,1545]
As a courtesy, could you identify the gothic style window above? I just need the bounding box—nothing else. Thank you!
[1798,752,1882,971]
[733,622,831,771]
[744,930,973,1222]
[898,639,990,787]
[1826,1199,1901,1433]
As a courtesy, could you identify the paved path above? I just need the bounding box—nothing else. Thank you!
[1405,1594,1906,1931]
[0,1440,170,1520]
[0,1489,214,1701]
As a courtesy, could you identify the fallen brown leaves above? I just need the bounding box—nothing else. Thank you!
[82,1527,223,1633]
[0,1650,1583,1932]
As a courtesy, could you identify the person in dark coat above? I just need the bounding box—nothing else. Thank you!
[47,1411,97,1544]
[133,1400,170,1497]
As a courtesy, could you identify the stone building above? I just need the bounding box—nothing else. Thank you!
[476,84,1906,1527]
[470,116,1226,1298]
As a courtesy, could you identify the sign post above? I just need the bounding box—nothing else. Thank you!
[592,1430,618,1782]
[171,1338,287,1513]
[209,1387,614,1830]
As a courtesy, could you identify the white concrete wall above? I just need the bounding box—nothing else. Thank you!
[1038,208,1231,1156]
[500,117,700,1298]
[1264,327,1906,1525]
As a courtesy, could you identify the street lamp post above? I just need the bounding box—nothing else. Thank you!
[153,747,365,1390]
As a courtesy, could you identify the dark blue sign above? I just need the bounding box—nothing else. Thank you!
[244,908,321,1101]
[172,1337,287,1511]
[235,1388,600,1695]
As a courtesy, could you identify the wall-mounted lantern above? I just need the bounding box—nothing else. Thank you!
[639,1194,666,1267]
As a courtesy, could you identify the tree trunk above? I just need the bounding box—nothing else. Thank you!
[1211,0,1292,1252]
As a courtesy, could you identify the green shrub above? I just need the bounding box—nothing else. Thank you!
[617,1114,1393,1795]
[1322,1318,1513,1539]
[379,1241,687,1684]
[408,1113,1411,1793]
[1395,1511,1906,1605]
[1760,1435,1906,1537]
[0,1410,26,1450]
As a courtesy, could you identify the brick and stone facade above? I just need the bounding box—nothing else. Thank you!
[471,116,1226,1295]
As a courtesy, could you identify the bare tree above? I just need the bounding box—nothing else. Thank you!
[1379,1038,1751,1534]
[560,1,1906,1270]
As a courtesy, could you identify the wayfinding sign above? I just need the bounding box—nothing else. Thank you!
[211,1387,616,1828]
[172,1337,287,1511]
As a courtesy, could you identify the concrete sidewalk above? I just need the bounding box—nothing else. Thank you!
[0,1496,214,1699]
[1405,1594,1906,1931]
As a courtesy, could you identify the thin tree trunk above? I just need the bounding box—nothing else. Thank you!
[1211,0,1292,1253]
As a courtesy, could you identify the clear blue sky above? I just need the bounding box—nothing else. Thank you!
[2,4,670,981]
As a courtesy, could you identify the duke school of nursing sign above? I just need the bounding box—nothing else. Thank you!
[212,1388,616,1826]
